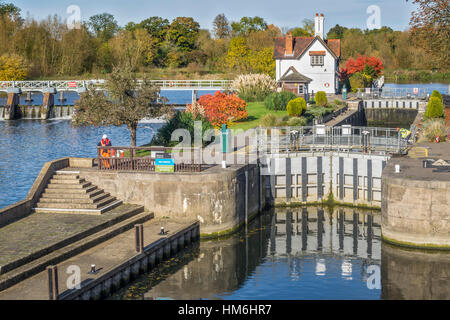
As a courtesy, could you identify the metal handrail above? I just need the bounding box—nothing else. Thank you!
[0,79,232,91]
[256,125,407,154]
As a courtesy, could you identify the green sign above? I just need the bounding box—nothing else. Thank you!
[155,158,174,173]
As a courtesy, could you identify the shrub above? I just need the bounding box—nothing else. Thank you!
[430,90,443,102]
[348,72,367,92]
[281,115,290,122]
[195,91,248,127]
[286,97,307,116]
[231,73,276,102]
[287,116,307,126]
[260,113,277,127]
[150,111,213,147]
[315,91,328,107]
[424,96,444,119]
[419,118,446,142]
[264,91,297,111]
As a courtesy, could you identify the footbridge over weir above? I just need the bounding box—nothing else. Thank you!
[0,79,232,120]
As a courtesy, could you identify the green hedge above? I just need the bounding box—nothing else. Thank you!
[430,90,443,102]
[315,91,328,107]
[424,96,444,119]
[264,91,297,111]
[286,97,306,116]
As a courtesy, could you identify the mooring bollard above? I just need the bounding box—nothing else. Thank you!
[135,224,144,253]
[47,265,59,300]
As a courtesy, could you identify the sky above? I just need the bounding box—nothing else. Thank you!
[12,0,418,33]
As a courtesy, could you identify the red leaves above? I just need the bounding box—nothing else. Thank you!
[344,54,384,76]
[192,91,248,128]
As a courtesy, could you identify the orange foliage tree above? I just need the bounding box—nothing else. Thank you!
[344,54,384,76]
[194,91,248,127]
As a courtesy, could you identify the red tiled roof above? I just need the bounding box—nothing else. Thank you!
[273,36,341,59]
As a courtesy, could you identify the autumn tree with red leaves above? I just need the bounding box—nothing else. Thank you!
[193,91,248,128]
[340,54,384,89]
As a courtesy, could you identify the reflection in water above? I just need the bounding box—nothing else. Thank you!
[382,244,450,300]
[111,206,384,300]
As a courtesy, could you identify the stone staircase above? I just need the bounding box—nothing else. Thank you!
[34,170,122,215]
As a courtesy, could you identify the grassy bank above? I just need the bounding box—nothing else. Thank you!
[231,101,287,131]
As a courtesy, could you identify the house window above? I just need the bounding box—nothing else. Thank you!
[298,84,304,95]
[311,55,324,66]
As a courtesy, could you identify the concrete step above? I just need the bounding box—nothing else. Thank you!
[36,196,117,209]
[49,178,86,184]
[40,188,104,199]
[52,174,80,180]
[0,207,152,292]
[44,185,97,194]
[39,192,110,204]
[46,181,92,189]
[33,200,123,215]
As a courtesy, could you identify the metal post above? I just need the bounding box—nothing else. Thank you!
[135,224,144,253]
[47,265,59,300]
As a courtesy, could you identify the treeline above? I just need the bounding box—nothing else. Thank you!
[0,0,447,81]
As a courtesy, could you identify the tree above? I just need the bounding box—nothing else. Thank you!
[315,91,328,107]
[327,24,348,39]
[135,16,169,40]
[73,67,169,147]
[248,47,275,77]
[195,91,248,127]
[226,37,250,73]
[409,0,450,69]
[0,1,20,17]
[88,13,119,42]
[213,14,230,39]
[0,54,29,80]
[167,17,200,52]
[344,54,384,86]
[231,16,267,36]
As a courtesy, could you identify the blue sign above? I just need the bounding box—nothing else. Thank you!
[155,158,175,172]
[155,158,174,166]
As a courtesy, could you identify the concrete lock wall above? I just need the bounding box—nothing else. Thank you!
[261,152,387,207]
[78,164,263,236]
[381,170,450,249]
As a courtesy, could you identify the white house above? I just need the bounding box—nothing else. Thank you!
[273,13,341,96]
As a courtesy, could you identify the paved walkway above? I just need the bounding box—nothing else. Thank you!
[0,217,196,300]
[0,204,141,271]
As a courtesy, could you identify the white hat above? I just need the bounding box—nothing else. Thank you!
[102,134,107,139]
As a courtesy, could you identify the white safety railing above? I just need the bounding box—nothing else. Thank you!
[0,79,232,91]
[256,125,408,154]
[356,87,429,100]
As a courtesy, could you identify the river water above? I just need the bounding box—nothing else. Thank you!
[0,120,163,209]
[109,206,449,300]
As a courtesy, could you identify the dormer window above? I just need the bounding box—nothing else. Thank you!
[311,55,324,66]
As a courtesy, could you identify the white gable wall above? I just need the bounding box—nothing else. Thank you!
[276,39,338,94]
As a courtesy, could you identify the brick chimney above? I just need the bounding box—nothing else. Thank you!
[285,31,293,56]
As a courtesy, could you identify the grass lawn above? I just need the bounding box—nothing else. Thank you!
[231,101,287,131]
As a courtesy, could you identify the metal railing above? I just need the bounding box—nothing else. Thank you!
[97,146,204,172]
[0,79,232,92]
[256,125,408,154]
[356,87,429,100]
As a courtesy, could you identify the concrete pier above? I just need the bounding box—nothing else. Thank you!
[41,89,56,120]
[0,218,199,300]
[382,141,450,249]
[3,89,20,120]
